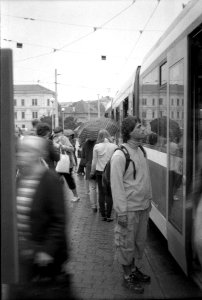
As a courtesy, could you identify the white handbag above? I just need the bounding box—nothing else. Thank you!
[56,152,70,173]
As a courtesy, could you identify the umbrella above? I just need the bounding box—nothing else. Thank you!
[150,117,181,139]
[64,129,74,137]
[78,117,119,144]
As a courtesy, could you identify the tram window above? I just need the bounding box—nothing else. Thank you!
[168,59,184,233]
[160,62,167,85]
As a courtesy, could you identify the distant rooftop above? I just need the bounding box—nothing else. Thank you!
[14,84,55,95]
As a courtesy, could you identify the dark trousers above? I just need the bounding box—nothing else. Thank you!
[96,171,113,218]
[59,168,76,190]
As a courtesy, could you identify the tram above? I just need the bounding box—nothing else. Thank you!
[109,0,202,281]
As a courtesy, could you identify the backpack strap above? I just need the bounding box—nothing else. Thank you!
[119,145,137,179]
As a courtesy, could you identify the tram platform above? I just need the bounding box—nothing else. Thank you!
[64,173,202,300]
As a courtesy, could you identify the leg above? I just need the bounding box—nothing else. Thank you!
[96,173,106,218]
[89,179,97,210]
[63,170,79,200]
[106,191,113,220]
[132,208,150,283]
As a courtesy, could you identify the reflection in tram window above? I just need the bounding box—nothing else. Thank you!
[168,60,184,232]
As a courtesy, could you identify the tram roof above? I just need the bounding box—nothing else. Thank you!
[112,71,136,109]
[141,0,202,74]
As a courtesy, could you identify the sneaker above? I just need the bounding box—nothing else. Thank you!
[132,267,151,283]
[71,196,80,202]
[123,275,144,293]
[102,217,107,221]
[106,217,113,222]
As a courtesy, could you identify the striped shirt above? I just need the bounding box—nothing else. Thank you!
[17,177,39,245]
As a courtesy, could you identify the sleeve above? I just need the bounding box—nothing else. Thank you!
[110,151,127,215]
[91,145,98,174]
[62,136,74,153]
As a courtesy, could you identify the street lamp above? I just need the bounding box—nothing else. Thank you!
[61,107,65,131]
[50,98,55,132]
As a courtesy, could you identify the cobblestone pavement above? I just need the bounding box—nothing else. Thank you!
[63,173,202,300]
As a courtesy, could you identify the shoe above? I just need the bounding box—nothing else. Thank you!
[173,195,179,201]
[71,196,80,202]
[131,267,151,283]
[123,275,144,293]
[102,217,107,221]
[92,208,97,213]
[106,217,113,222]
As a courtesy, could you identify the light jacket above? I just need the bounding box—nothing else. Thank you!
[91,138,117,173]
[110,143,152,215]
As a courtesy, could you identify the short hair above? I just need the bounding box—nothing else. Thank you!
[97,129,111,143]
[32,119,40,128]
[121,116,141,143]
[36,122,51,137]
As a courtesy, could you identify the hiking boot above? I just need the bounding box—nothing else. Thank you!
[123,275,144,293]
[131,267,151,283]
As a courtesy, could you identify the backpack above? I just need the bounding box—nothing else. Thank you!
[102,144,146,195]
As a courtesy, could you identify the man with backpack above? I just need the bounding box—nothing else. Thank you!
[110,116,152,294]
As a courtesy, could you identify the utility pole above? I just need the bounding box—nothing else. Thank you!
[97,94,100,118]
[55,69,59,127]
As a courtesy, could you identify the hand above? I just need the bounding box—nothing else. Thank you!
[34,252,53,266]
[117,215,127,228]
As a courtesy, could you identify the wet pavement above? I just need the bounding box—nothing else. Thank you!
[63,172,202,300]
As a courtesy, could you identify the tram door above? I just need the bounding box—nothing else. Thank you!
[167,25,202,275]
[189,26,202,274]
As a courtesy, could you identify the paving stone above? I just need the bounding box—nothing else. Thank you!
[64,175,202,300]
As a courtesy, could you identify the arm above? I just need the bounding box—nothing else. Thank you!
[91,144,98,174]
[110,151,127,216]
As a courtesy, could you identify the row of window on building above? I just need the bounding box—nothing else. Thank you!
[141,110,184,119]
[14,98,52,107]
[15,111,39,119]
[142,98,184,106]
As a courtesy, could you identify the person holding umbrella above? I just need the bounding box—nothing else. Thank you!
[90,129,117,221]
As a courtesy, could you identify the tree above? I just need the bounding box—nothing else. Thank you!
[63,116,82,130]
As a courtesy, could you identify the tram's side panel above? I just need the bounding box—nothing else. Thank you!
[1,49,18,283]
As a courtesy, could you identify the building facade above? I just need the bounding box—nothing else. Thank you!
[14,84,55,130]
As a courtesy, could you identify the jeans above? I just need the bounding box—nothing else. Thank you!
[96,171,113,218]
[86,179,97,209]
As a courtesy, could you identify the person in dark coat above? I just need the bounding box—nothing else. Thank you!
[36,122,60,169]
[10,136,76,300]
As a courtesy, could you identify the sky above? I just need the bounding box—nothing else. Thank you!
[1,0,191,103]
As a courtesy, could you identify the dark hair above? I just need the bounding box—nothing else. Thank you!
[36,122,51,137]
[121,116,141,143]
[32,119,40,128]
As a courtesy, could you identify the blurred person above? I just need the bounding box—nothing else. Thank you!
[68,133,77,170]
[36,122,60,170]
[11,136,73,299]
[77,143,86,176]
[31,119,40,136]
[82,139,97,212]
[90,129,117,222]
[110,116,152,293]
[53,126,80,202]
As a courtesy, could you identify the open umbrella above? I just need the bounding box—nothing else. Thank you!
[78,118,119,144]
